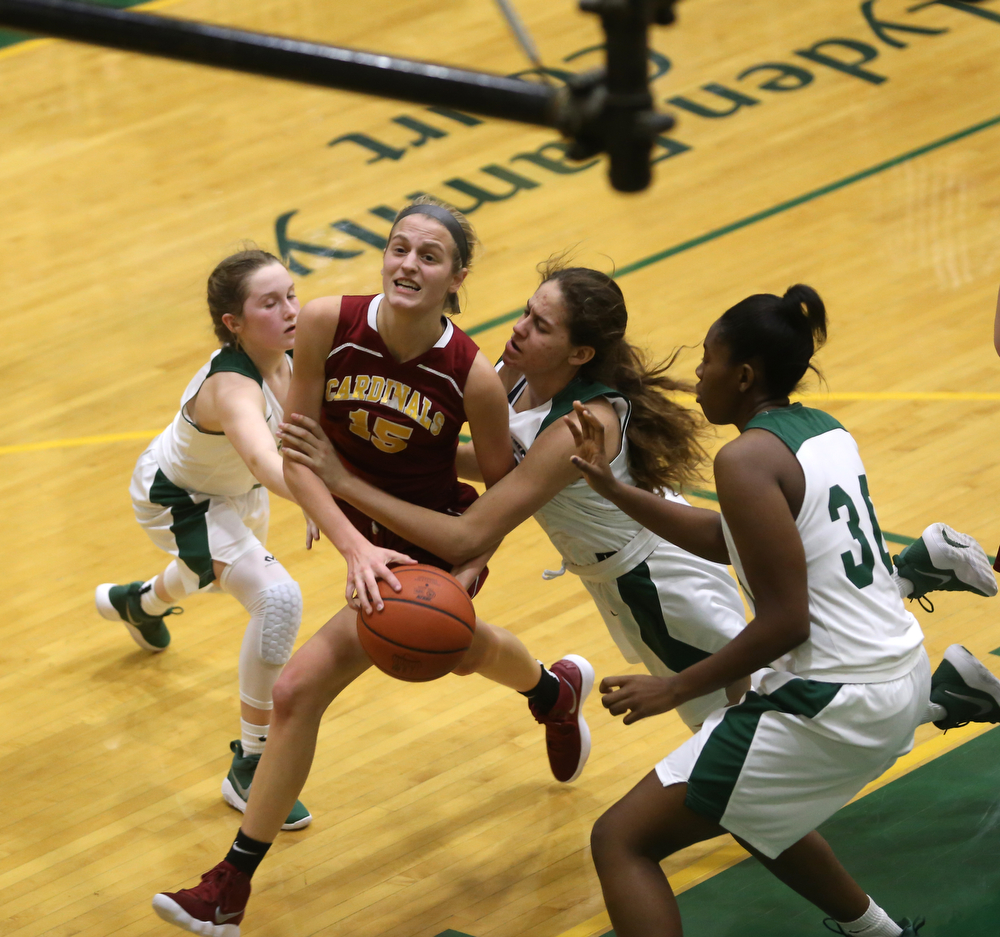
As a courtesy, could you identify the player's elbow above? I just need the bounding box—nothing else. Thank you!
[448,532,492,565]
[775,614,810,654]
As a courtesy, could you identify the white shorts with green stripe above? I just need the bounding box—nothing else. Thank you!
[129,447,269,589]
[582,541,748,729]
[655,649,931,859]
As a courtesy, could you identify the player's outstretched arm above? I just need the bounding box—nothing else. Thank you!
[602,435,812,724]
[281,395,621,565]
[567,401,729,564]
[206,371,297,502]
[283,298,415,613]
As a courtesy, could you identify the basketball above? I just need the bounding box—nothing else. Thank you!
[356,564,477,682]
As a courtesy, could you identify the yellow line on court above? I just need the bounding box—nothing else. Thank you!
[2,391,997,455]
[669,391,1000,402]
[802,392,1000,401]
[0,431,156,455]
[550,722,992,937]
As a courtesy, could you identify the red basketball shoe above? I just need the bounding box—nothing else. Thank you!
[152,861,251,936]
[530,654,594,782]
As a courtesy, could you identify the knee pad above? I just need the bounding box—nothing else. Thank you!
[237,582,302,708]
[223,548,303,709]
[257,581,303,665]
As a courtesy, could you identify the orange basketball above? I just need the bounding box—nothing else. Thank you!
[356,564,477,682]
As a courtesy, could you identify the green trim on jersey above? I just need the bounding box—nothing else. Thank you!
[207,345,264,386]
[614,561,713,673]
[686,679,842,822]
[539,376,624,433]
[148,469,215,588]
[744,403,844,455]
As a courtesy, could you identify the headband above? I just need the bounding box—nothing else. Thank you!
[394,204,470,268]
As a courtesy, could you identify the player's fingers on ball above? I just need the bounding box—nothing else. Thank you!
[362,570,383,611]
[380,566,403,593]
[348,572,371,612]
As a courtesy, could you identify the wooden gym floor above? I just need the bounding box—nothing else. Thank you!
[2,0,1000,934]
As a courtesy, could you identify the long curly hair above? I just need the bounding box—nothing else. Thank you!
[541,262,709,493]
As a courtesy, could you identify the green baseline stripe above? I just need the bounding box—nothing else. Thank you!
[668,725,1000,936]
[466,111,1000,339]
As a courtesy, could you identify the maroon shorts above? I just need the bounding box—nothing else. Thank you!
[336,482,489,598]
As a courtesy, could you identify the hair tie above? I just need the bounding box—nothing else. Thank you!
[394,204,470,268]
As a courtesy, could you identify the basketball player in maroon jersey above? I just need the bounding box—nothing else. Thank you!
[151,198,593,936]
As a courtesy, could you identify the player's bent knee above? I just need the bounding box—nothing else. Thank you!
[270,666,318,718]
[590,811,623,869]
[452,620,493,676]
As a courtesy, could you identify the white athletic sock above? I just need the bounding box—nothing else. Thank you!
[892,569,913,599]
[835,897,902,937]
[925,701,948,724]
[139,578,172,616]
[241,718,269,756]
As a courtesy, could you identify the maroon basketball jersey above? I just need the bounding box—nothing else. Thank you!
[320,294,478,514]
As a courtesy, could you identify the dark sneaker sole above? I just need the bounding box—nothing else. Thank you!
[151,893,241,937]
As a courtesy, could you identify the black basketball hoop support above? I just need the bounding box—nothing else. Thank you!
[0,0,680,192]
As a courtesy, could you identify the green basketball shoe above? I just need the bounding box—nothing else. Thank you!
[95,580,179,652]
[893,523,998,605]
[221,740,312,831]
[930,644,1000,730]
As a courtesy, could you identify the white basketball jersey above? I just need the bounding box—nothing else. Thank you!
[152,347,289,497]
[507,375,723,567]
[721,404,924,684]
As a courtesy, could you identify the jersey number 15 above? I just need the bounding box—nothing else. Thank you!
[349,408,413,454]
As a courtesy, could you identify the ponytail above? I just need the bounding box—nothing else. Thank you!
[716,283,826,397]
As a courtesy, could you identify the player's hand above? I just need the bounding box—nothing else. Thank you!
[566,401,618,499]
[342,541,418,615]
[279,414,350,493]
[599,673,678,724]
[304,514,321,550]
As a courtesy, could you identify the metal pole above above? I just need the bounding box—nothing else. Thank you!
[0,0,682,191]
[0,0,561,126]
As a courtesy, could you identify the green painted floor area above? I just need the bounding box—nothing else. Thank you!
[0,0,150,51]
[610,727,1000,936]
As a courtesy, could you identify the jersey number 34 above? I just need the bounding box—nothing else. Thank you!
[828,475,893,590]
